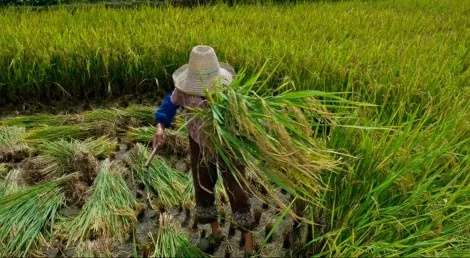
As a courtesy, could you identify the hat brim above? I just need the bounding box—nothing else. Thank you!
[172,63,236,97]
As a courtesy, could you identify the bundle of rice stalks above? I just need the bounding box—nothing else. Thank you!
[0,114,69,128]
[0,169,25,196]
[18,137,115,188]
[66,159,138,255]
[124,104,155,125]
[196,67,368,215]
[0,126,29,162]
[20,156,64,186]
[83,108,125,122]
[36,137,117,161]
[130,144,192,206]
[126,126,189,156]
[0,164,8,179]
[0,174,71,257]
[150,213,207,258]
[21,125,94,144]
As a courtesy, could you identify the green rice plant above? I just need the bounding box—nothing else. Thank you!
[0,126,29,162]
[130,143,192,206]
[125,126,189,155]
[197,67,367,216]
[21,125,95,143]
[124,104,156,125]
[0,174,71,257]
[150,213,207,258]
[66,159,138,255]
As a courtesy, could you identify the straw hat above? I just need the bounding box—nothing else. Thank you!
[172,45,236,97]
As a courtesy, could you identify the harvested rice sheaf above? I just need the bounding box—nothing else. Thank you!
[0,126,30,162]
[124,104,155,125]
[0,175,71,257]
[130,143,192,206]
[21,125,95,143]
[125,126,189,156]
[150,213,207,258]
[66,159,138,256]
[197,67,366,215]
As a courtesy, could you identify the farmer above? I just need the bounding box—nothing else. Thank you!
[153,45,255,257]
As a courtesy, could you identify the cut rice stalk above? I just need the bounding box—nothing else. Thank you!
[126,126,189,156]
[20,155,65,186]
[0,114,68,128]
[196,67,368,219]
[0,169,25,196]
[0,126,29,162]
[150,213,207,258]
[0,164,9,179]
[35,137,117,161]
[66,159,138,255]
[124,104,155,125]
[83,108,125,122]
[130,143,192,206]
[0,174,71,257]
[21,125,95,143]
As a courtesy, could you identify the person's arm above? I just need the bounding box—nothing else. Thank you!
[154,91,181,127]
[153,91,180,148]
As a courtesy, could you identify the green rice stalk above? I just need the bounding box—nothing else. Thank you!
[0,114,69,128]
[0,126,29,162]
[0,174,71,257]
[0,169,25,196]
[0,164,8,180]
[36,137,117,162]
[66,159,138,256]
[124,105,155,125]
[21,125,95,143]
[83,108,125,122]
[197,67,368,219]
[125,126,189,155]
[150,213,208,258]
[130,143,192,206]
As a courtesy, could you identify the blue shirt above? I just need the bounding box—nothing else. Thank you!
[154,92,180,128]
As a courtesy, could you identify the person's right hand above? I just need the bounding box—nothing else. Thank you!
[152,123,166,149]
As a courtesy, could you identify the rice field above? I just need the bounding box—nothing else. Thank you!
[1,0,470,257]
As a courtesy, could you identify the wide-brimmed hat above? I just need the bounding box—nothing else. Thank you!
[172,45,236,97]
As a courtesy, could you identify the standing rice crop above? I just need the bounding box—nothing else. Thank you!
[66,159,138,255]
[0,174,71,257]
[150,213,207,258]
[130,143,192,206]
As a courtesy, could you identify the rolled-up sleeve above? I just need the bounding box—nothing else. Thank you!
[154,91,180,127]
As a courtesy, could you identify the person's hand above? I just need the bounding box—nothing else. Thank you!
[152,123,166,149]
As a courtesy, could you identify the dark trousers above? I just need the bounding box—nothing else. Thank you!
[189,136,254,232]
